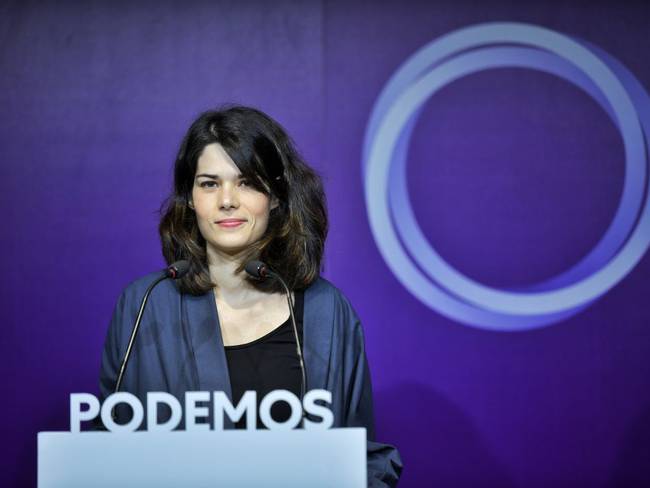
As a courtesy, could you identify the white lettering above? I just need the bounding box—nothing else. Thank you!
[100,392,144,433]
[259,390,302,430]
[70,393,100,433]
[213,391,257,430]
[68,389,334,432]
[303,389,334,429]
[147,392,182,431]
[184,391,210,431]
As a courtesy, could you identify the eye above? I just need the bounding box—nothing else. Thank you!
[199,180,218,188]
[238,179,250,187]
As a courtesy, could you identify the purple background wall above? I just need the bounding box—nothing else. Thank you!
[2,1,650,486]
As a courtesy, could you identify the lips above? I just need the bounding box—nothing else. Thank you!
[216,218,247,228]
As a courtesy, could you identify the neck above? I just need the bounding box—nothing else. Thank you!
[206,246,256,301]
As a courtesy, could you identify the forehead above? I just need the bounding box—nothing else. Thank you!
[196,143,240,177]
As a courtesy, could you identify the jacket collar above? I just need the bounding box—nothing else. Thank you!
[303,278,334,391]
[182,291,232,396]
[182,277,334,398]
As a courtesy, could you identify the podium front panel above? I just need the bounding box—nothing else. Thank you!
[38,428,366,487]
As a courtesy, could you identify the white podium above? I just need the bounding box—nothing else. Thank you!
[38,428,366,487]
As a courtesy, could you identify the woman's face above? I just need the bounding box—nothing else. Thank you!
[191,143,276,258]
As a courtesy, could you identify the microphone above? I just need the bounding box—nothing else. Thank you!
[164,260,190,279]
[113,260,190,397]
[245,260,307,417]
[244,260,271,280]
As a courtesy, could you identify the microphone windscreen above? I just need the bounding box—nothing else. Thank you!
[166,260,190,279]
[245,260,268,280]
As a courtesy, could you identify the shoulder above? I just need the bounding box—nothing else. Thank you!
[107,270,185,337]
[304,276,352,307]
[304,276,362,333]
[119,270,183,300]
[112,270,184,319]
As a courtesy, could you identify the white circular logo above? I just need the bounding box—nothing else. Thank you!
[363,22,650,330]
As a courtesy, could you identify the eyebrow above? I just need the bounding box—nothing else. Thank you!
[195,173,244,179]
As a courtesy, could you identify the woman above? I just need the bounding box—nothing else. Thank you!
[99,106,402,486]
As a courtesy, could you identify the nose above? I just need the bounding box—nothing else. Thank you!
[218,183,239,210]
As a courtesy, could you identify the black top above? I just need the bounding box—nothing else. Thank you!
[224,290,304,429]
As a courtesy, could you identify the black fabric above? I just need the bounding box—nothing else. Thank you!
[224,290,304,429]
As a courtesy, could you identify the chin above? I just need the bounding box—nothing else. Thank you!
[209,240,252,256]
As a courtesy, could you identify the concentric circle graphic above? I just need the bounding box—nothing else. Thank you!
[363,22,650,331]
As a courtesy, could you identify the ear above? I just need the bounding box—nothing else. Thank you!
[270,196,279,211]
[188,200,195,210]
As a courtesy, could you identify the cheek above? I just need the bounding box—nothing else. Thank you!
[192,192,212,220]
[246,193,271,219]
[194,208,212,238]
[253,199,272,224]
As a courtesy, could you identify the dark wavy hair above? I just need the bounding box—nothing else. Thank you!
[159,105,328,295]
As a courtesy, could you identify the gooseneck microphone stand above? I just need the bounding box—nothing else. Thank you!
[244,260,307,415]
[113,260,190,395]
